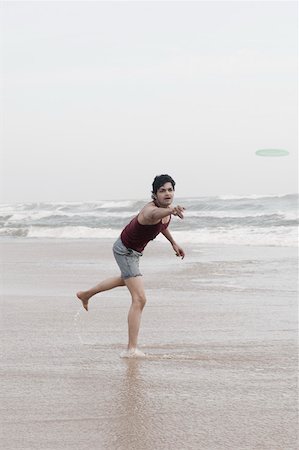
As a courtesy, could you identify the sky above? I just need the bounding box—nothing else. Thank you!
[1,0,298,202]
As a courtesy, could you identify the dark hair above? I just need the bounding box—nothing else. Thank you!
[152,174,176,196]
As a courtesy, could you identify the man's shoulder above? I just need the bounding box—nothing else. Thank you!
[139,202,158,224]
[141,201,156,212]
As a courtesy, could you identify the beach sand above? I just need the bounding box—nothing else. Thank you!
[1,238,298,449]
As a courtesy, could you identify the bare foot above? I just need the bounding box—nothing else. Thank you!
[120,348,146,358]
[76,291,90,311]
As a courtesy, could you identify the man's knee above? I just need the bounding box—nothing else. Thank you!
[132,293,147,309]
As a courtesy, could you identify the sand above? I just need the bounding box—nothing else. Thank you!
[0,238,298,449]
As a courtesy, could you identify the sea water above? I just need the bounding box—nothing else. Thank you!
[0,193,298,246]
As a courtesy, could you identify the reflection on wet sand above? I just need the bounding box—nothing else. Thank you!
[113,359,153,450]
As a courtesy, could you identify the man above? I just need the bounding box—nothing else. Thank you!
[76,174,185,358]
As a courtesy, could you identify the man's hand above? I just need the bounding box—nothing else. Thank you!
[171,205,185,219]
[172,243,185,259]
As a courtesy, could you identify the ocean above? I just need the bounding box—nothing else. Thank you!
[0,193,298,246]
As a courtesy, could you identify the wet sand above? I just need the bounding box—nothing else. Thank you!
[1,238,298,449]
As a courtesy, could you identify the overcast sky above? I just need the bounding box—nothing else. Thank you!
[1,1,298,202]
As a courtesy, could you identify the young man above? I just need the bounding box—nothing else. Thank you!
[76,174,185,358]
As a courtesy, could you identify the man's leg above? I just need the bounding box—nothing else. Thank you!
[124,276,147,350]
[77,276,125,311]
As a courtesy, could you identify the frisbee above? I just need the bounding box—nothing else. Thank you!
[255,149,289,157]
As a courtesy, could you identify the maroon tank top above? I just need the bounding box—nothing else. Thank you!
[121,215,171,253]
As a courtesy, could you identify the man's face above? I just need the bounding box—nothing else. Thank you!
[155,182,174,207]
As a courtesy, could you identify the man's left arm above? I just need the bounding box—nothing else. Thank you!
[161,228,185,259]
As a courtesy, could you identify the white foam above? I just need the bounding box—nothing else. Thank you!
[27,226,119,239]
[1,223,297,246]
[155,227,298,247]
[184,210,296,219]
[96,200,136,209]
[217,193,293,200]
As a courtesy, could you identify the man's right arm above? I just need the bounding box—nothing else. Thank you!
[140,204,185,224]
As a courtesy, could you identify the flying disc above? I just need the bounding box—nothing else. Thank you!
[255,149,289,157]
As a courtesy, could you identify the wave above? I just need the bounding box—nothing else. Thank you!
[0,225,297,246]
[0,194,297,246]
[157,227,298,247]
[216,193,297,200]
[184,210,298,220]
[0,226,119,239]
[27,226,119,239]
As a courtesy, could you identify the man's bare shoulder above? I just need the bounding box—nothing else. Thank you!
[138,202,159,225]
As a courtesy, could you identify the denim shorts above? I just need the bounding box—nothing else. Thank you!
[113,237,143,279]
